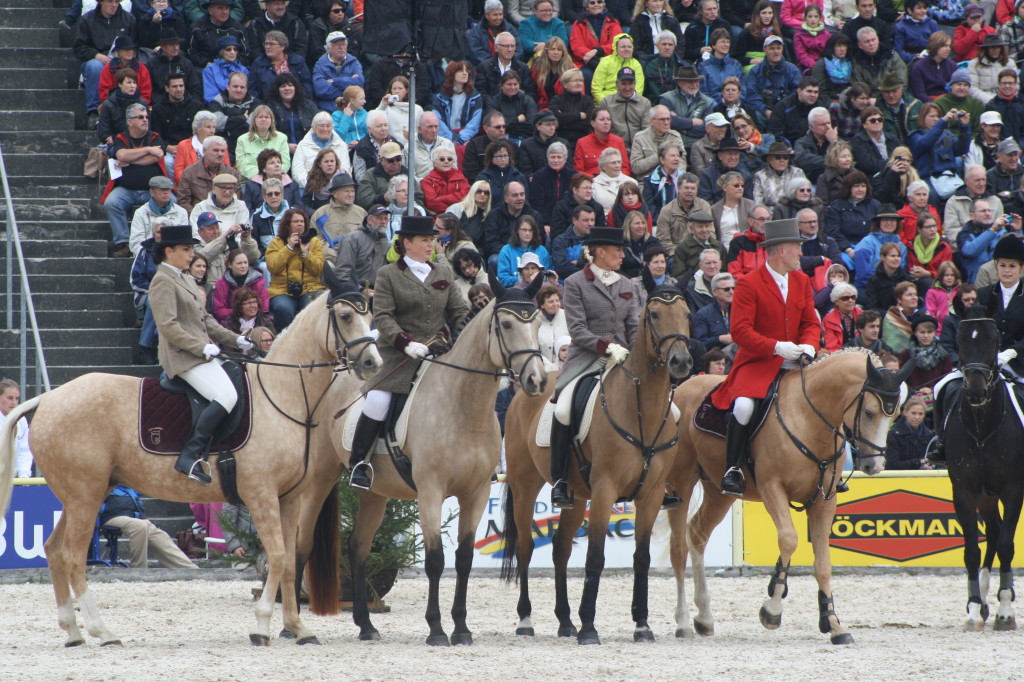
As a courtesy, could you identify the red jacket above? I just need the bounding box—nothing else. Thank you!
[822,306,860,353]
[569,16,621,69]
[896,203,942,245]
[726,230,767,279]
[421,167,469,215]
[953,24,996,61]
[98,60,153,107]
[573,132,630,178]
[907,239,954,278]
[712,264,821,409]
[997,0,1015,24]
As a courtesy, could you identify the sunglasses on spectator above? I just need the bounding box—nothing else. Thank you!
[838,295,857,301]
[330,7,345,12]
[437,156,454,162]
[476,189,490,194]
[265,191,282,196]
[490,124,506,129]
[866,117,883,123]
[223,46,239,52]
[717,286,735,291]
[129,115,148,119]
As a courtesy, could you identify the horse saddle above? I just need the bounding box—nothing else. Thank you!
[535,371,681,448]
[342,363,426,457]
[137,361,252,456]
[692,372,783,440]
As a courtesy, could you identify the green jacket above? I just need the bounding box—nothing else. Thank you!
[591,33,645,103]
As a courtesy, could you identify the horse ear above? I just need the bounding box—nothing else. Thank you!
[524,271,544,300]
[895,356,918,383]
[641,266,656,293]
[488,272,506,300]
[322,265,346,297]
[866,354,883,384]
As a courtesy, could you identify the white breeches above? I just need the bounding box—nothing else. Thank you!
[733,396,755,426]
[363,389,392,421]
[179,359,237,412]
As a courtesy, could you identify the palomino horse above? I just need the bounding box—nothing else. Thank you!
[666,349,915,644]
[946,316,1024,632]
[501,285,692,645]
[319,281,548,646]
[0,278,381,647]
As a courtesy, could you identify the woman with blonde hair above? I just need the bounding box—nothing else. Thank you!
[816,139,855,205]
[872,146,923,208]
[531,36,575,108]
[447,180,493,249]
[235,104,290,182]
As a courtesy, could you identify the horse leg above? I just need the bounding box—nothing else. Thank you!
[952,487,986,631]
[276,497,318,645]
[45,514,83,647]
[993,487,1023,631]
[758,483,799,631]
[348,492,387,641]
[59,504,121,646]
[552,501,586,638]
[247,496,287,645]
[688,488,735,637]
[630,494,662,643]
[449,482,489,645]
[577,482,614,646]
[666,503,692,639]
[978,495,1001,622]
[511,474,545,636]
[807,497,854,645]
[418,490,450,646]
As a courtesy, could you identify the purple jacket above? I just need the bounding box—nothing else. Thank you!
[909,57,958,102]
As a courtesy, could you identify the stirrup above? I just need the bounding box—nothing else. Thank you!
[721,466,746,497]
[349,461,373,490]
[661,494,683,510]
[925,437,945,465]
[551,479,573,509]
[186,459,212,487]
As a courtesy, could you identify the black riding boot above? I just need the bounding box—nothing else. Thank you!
[550,420,573,509]
[174,402,229,486]
[721,415,751,497]
[926,386,948,465]
[348,414,384,490]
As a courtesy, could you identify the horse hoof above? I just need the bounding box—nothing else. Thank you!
[426,634,450,647]
[694,620,715,637]
[557,624,578,638]
[451,632,473,646]
[279,629,296,639]
[250,634,271,646]
[982,604,991,622]
[296,635,321,645]
[994,616,1017,631]
[515,627,535,637]
[675,627,694,639]
[65,639,85,648]
[358,629,381,641]
[830,632,855,645]
[759,606,782,630]
[963,620,985,632]
[100,639,122,647]
[633,629,655,643]
[577,630,601,646]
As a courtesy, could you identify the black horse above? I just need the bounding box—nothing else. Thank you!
[944,315,1024,632]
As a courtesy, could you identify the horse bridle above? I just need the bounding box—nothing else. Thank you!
[325,292,377,370]
[961,361,999,407]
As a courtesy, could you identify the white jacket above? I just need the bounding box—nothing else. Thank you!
[129,201,191,256]
[290,130,351,188]
[0,411,33,478]
[189,196,250,234]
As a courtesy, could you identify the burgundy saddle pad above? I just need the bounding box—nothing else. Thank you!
[138,375,253,455]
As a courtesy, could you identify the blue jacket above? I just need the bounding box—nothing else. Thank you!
[691,302,730,350]
[551,228,587,280]
[893,17,939,63]
[433,90,485,145]
[466,20,523,64]
[741,59,802,116]
[202,59,248,103]
[853,232,906,288]
[130,238,158,305]
[519,14,569,56]
[332,108,367,145]
[497,244,551,286]
[907,119,970,178]
[698,55,744,104]
[248,53,313,102]
[312,53,364,112]
[477,164,528,204]
[957,223,1005,282]
[643,165,684,222]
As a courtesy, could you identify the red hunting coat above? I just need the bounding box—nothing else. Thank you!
[712,263,821,409]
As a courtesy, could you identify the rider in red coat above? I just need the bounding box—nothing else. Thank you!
[713,218,822,496]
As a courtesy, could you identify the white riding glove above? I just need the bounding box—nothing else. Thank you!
[606,343,630,366]
[202,343,221,359]
[799,344,817,362]
[998,349,1018,368]
[404,341,429,359]
[774,341,803,361]
[236,335,253,352]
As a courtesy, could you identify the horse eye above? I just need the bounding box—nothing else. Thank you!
[650,312,659,320]
[865,410,874,419]
[340,313,352,322]
[502,321,512,330]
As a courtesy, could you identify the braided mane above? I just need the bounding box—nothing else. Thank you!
[811,346,881,368]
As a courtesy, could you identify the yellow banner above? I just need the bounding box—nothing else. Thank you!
[740,472,1017,567]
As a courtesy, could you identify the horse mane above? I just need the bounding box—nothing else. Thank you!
[451,300,488,342]
[811,346,881,368]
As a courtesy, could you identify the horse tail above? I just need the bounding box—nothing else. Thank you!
[0,396,41,514]
[306,483,341,616]
[216,454,244,506]
[500,483,519,583]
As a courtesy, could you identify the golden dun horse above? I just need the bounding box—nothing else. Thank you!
[0,281,380,647]
[667,349,915,644]
[501,285,692,645]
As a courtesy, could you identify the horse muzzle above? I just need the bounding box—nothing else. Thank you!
[520,361,548,397]
[666,344,693,380]
[857,453,886,476]
[352,343,383,381]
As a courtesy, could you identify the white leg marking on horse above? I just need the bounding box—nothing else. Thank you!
[965,601,986,632]
[995,589,1017,630]
[254,592,275,637]
[57,603,82,642]
[518,616,533,630]
[980,568,991,601]
[77,591,116,642]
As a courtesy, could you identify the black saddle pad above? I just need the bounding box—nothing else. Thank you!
[570,372,601,435]
[138,364,252,456]
[692,373,782,439]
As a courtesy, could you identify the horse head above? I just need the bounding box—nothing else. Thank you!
[957,314,1000,407]
[643,284,693,379]
[486,275,548,396]
[855,354,917,474]
[323,267,382,380]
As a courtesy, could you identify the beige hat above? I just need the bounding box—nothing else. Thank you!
[212,173,238,186]
[379,141,403,159]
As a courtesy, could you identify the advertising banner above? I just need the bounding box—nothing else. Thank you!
[740,471,1007,567]
[0,482,62,570]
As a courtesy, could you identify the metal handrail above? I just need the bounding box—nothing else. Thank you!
[1,142,51,394]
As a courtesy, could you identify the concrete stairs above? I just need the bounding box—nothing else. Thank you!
[1,0,192,543]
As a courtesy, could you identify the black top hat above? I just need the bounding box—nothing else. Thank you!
[583,226,625,246]
[154,225,200,247]
[396,215,436,237]
[994,234,1024,262]
[715,136,743,153]
[158,25,185,43]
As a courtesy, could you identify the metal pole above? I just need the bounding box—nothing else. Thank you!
[4,143,11,330]
[407,64,416,218]
[19,286,26,391]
